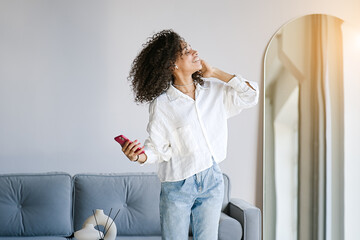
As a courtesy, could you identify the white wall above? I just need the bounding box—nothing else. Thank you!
[343,23,360,240]
[0,0,359,210]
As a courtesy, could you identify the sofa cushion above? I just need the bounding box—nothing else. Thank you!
[115,237,161,240]
[0,173,73,237]
[73,173,162,236]
[0,237,68,240]
[71,237,163,240]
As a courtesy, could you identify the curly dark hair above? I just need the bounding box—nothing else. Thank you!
[128,29,203,103]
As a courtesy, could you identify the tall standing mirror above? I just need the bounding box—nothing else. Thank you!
[263,14,356,240]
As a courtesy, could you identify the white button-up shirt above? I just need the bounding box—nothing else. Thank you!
[142,75,259,182]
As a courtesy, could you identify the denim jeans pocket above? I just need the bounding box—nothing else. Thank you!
[212,161,222,173]
[161,179,189,202]
[161,179,186,192]
[211,162,223,184]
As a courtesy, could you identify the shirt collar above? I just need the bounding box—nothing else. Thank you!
[166,81,209,101]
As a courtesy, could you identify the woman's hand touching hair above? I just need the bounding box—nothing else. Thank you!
[199,60,215,78]
[200,60,236,83]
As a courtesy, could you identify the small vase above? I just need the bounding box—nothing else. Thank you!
[83,209,117,240]
[74,223,104,240]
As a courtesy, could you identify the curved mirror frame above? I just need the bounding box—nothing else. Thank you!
[263,14,347,240]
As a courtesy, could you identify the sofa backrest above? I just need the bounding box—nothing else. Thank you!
[0,173,73,237]
[73,173,231,236]
[73,173,162,236]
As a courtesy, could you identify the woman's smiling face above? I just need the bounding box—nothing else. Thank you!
[174,42,202,74]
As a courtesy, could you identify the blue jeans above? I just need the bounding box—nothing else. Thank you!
[160,160,224,240]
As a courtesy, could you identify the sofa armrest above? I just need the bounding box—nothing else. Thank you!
[228,198,261,240]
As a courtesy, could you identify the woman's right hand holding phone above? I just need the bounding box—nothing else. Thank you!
[122,140,147,163]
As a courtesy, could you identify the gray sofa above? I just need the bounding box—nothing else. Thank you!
[0,172,261,240]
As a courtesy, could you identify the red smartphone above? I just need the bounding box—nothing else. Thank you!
[114,135,145,154]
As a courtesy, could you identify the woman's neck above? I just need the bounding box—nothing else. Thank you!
[173,75,195,95]
[173,74,193,86]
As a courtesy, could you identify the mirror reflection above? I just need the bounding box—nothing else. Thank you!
[263,14,349,240]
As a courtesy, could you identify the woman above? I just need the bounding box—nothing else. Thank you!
[122,29,258,240]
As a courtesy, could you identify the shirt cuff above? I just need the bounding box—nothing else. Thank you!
[227,74,257,93]
[139,145,160,166]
